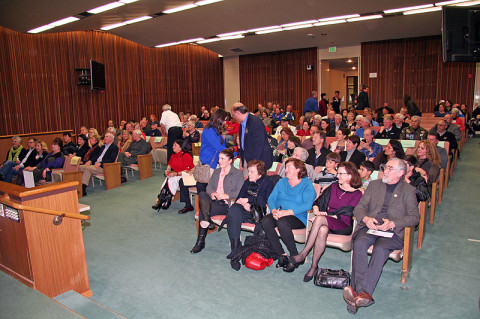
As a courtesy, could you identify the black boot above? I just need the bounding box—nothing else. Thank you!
[82,184,87,197]
[226,238,242,259]
[152,187,169,210]
[161,191,173,210]
[191,227,208,253]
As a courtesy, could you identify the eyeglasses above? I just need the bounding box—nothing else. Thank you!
[384,165,399,172]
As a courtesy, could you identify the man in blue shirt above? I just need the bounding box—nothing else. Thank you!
[304,91,319,114]
[358,128,382,160]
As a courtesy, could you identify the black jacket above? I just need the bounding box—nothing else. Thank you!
[239,113,273,169]
[340,149,366,169]
[235,176,275,208]
[408,170,429,202]
[90,143,119,167]
[306,146,332,167]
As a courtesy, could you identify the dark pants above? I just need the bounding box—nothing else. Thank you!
[225,203,254,240]
[118,152,138,178]
[261,214,305,256]
[167,126,183,162]
[179,179,192,207]
[198,191,229,221]
[351,226,404,295]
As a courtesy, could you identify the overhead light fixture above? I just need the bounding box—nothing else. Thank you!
[155,42,180,48]
[217,30,246,37]
[255,28,284,34]
[436,0,470,5]
[50,16,80,27]
[352,66,357,70]
[247,26,281,32]
[218,54,223,57]
[313,19,347,26]
[163,4,197,14]
[196,0,223,5]
[455,0,480,6]
[347,15,383,22]
[197,38,222,44]
[27,25,55,33]
[384,4,433,14]
[347,59,353,63]
[124,16,152,24]
[101,15,152,30]
[87,1,125,14]
[178,37,205,43]
[283,24,314,31]
[119,0,139,3]
[281,20,317,27]
[220,35,244,40]
[404,6,442,14]
[318,14,360,21]
[101,22,127,30]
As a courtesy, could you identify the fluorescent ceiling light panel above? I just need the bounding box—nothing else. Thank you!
[124,16,152,24]
[155,42,180,48]
[281,20,317,27]
[101,22,127,30]
[347,15,383,22]
[436,0,470,5]
[49,16,79,27]
[87,2,125,14]
[27,25,55,33]
[197,38,222,44]
[163,4,197,14]
[247,25,281,32]
[404,6,442,14]
[313,19,347,26]
[220,35,245,40]
[319,14,360,21]
[283,24,314,30]
[178,38,205,43]
[384,4,433,14]
[196,0,223,5]
[217,30,246,37]
[120,0,139,3]
[255,28,284,34]
[455,0,480,5]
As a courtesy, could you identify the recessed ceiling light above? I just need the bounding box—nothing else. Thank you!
[101,22,127,30]
[455,0,480,6]
[347,15,383,22]
[255,28,284,34]
[197,38,222,44]
[436,0,470,5]
[318,14,360,21]
[313,19,347,26]
[120,0,139,3]
[281,20,318,27]
[384,4,433,14]
[178,38,205,43]
[247,26,281,32]
[87,2,125,14]
[196,0,223,5]
[217,31,246,37]
[352,66,357,70]
[124,16,152,24]
[163,4,198,14]
[27,25,55,33]
[347,59,353,63]
[50,16,80,27]
[220,35,245,40]
[404,7,442,14]
[283,24,314,31]
[155,42,180,48]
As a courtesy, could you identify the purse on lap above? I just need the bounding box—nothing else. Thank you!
[313,268,351,289]
[193,151,217,183]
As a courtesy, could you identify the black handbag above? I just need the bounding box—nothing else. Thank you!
[314,268,351,289]
[250,203,267,223]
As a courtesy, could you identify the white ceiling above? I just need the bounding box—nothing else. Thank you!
[0,0,444,57]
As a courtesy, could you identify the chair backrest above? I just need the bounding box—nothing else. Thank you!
[63,155,81,172]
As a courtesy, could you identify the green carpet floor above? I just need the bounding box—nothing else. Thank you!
[1,140,480,318]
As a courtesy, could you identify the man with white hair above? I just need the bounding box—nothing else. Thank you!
[399,115,428,140]
[393,113,409,130]
[344,158,419,314]
[450,108,465,131]
[333,114,346,132]
[277,147,315,182]
[160,104,183,161]
[118,130,150,183]
[80,133,119,196]
[354,115,370,138]
[189,114,203,128]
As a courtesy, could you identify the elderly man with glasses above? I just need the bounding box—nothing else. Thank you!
[343,158,419,314]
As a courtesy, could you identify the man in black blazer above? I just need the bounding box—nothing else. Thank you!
[340,135,366,169]
[80,133,119,195]
[232,103,273,173]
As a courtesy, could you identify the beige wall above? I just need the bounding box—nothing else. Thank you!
[223,56,240,111]
[320,68,358,110]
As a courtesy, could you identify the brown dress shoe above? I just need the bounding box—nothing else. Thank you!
[343,286,357,307]
[355,292,375,307]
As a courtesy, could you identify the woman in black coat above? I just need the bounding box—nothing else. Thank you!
[404,155,429,202]
[223,160,274,258]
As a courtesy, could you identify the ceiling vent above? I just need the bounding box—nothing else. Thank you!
[230,48,244,53]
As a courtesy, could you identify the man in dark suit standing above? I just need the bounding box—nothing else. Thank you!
[340,135,366,168]
[80,132,119,196]
[356,84,369,110]
[232,103,273,174]
[343,158,419,314]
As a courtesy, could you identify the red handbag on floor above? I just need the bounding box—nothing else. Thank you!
[245,252,274,271]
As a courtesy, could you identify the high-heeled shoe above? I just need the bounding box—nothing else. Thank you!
[303,267,318,282]
[276,255,288,268]
[152,188,169,210]
[161,192,173,210]
[283,255,304,273]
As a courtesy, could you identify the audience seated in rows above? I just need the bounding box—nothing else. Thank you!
[119,130,150,183]
[0,137,38,183]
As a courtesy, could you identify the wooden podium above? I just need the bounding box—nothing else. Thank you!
[0,181,91,298]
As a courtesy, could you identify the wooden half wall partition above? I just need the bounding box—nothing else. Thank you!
[0,181,91,298]
[361,36,476,113]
